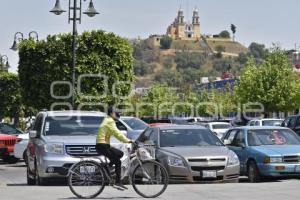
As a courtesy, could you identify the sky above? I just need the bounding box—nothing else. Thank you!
[1,0,300,72]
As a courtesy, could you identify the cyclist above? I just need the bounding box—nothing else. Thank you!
[96,107,132,190]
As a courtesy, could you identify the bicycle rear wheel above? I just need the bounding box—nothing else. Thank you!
[68,160,105,199]
[132,160,169,198]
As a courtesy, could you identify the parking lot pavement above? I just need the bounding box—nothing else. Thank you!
[1,162,300,200]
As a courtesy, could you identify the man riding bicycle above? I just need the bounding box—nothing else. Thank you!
[96,107,132,190]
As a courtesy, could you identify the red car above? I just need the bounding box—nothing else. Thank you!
[0,134,18,163]
[0,143,8,158]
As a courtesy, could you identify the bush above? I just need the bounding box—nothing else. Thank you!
[160,36,173,49]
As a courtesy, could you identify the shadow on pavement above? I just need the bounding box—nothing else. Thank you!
[60,197,138,200]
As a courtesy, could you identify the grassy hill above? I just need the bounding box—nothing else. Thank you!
[206,38,248,55]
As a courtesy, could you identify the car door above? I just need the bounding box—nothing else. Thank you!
[294,116,300,135]
[230,130,247,173]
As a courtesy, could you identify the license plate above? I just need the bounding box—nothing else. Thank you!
[295,166,300,172]
[202,170,217,178]
[80,166,96,173]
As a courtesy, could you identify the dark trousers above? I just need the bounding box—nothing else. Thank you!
[96,144,124,183]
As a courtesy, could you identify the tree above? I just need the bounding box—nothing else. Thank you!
[175,52,206,69]
[134,60,154,76]
[219,30,230,38]
[162,57,174,69]
[0,71,22,125]
[18,30,134,110]
[236,47,299,116]
[215,45,226,58]
[236,52,248,64]
[248,42,268,60]
[154,69,183,87]
[160,36,173,49]
[141,83,178,118]
[231,24,237,42]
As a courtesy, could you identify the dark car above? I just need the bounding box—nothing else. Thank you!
[281,115,300,136]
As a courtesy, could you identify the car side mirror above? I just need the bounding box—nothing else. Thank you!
[29,130,38,138]
[238,143,246,148]
[294,125,300,130]
[224,139,232,145]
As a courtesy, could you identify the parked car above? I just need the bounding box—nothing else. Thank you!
[248,118,283,127]
[222,126,300,182]
[0,123,25,135]
[0,143,8,159]
[0,133,19,163]
[281,115,300,136]
[26,111,131,185]
[14,133,29,163]
[203,122,232,139]
[120,116,148,140]
[135,125,240,183]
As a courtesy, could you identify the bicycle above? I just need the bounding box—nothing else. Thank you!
[67,141,169,199]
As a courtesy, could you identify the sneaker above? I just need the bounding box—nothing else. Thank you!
[114,183,128,190]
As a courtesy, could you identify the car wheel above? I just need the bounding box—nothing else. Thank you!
[248,161,261,183]
[27,165,35,185]
[34,160,45,185]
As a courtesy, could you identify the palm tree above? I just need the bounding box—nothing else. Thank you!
[231,24,237,42]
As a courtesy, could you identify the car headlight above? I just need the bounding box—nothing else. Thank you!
[44,143,64,154]
[264,157,283,163]
[167,156,185,167]
[227,150,240,166]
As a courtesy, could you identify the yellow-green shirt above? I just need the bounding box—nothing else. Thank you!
[96,117,130,144]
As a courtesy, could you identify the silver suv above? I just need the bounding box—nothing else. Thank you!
[26,110,130,185]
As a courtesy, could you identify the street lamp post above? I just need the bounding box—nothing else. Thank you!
[0,55,11,71]
[50,0,99,108]
[10,31,39,51]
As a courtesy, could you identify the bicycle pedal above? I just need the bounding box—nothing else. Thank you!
[112,185,125,191]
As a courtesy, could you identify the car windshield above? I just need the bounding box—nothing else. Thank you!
[212,124,231,129]
[44,116,104,136]
[262,120,283,126]
[160,129,223,147]
[247,129,300,146]
[0,123,24,135]
[121,118,148,130]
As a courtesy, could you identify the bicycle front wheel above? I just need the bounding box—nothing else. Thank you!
[68,160,106,199]
[132,160,169,198]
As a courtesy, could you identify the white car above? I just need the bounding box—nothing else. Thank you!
[14,133,29,163]
[204,122,232,139]
[247,118,283,127]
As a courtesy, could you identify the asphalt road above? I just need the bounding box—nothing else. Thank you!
[1,162,300,200]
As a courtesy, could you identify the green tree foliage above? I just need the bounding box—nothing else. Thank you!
[236,52,248,64]
[236,47,299,114]
[219,30,231,38]
[0,71,22,123]
[162,57,174,69]
[154,69,183,87]
[18,30,134,110]
[248,42,268,59]
[215,45,226,58]
[134,60,154,76]
[141,83,178,117]
[231,24,237,41]
[160,36,173,49]
[175,51,206,69]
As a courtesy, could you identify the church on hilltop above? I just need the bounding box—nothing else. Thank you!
[166,7,201,40]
